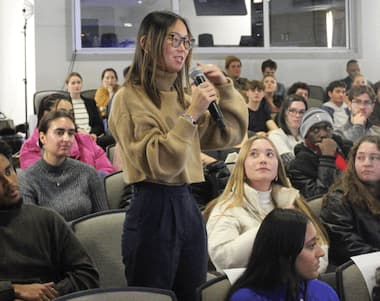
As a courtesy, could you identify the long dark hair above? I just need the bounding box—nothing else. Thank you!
[276,94,308,135]
[225,208,309,301]
[126,11,193,109]
[324,135,380,215]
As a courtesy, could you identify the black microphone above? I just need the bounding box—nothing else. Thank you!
[190,67,226,131]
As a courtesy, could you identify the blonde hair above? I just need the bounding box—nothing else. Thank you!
[204,135,329,245]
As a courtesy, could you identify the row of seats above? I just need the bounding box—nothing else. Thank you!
[198,260,370,301]
[33,89,97,114]
[67,208,371,301]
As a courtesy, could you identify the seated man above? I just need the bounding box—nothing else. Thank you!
[287,108,352,200]
[287,81,310,101]
[0,140,99,301]
[336,85,380,143]
[261,59,286,101]
[320,80,349,129]
[224,55,249,92]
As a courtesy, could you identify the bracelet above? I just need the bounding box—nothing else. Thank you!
[181,113,197,125]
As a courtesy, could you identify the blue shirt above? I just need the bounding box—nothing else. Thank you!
[230,279,339,301]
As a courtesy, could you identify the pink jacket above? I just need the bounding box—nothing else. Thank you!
[20,128,116,175]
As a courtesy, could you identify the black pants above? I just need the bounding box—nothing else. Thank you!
[122,182,207,301]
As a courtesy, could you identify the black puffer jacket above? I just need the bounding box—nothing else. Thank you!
[286,134,352,200]
[320,189,380,266]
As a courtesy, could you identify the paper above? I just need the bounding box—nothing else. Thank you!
[351,251,380,300]
[223,268,245,284]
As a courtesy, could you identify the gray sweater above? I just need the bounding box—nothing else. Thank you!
[19,158,108,221]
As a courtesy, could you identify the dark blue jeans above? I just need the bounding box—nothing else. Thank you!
[122,182,207,301]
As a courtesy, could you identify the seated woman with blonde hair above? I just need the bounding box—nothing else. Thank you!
[205,136,329,272]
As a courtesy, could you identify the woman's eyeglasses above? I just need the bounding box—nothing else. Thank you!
[167,33,195,50]
[287,108,306,116]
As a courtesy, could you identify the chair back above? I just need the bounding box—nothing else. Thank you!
[54,287,177,301]
[307,97,323,108]
[71,210,127,288]
[106,143,116,163]
[307,196,324,217]
[309,85,325,101]
[197,274,231,301]
[81,89,97,100]
[104,171,128,209]
[198,33,214,47]
[336,260,371,301]
[33,90,69,114]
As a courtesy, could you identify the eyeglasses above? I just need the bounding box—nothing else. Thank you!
[309,124,333,134]
[287,108,306,116]
[352,99,374,106]
[167,33,195,50]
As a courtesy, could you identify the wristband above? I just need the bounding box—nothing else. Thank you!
[181,114,197,125]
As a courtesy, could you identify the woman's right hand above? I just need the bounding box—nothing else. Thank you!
[186,81,217,122]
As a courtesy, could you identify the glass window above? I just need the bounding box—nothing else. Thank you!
[73,0,350,51]
[269,0,347,47]
[76,0,172,49]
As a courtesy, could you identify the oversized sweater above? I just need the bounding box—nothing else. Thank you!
[108,70,248,185]
[0,203,99,300]
[207,183,329,272]
[18,158,108,221]
[19,128,116,174]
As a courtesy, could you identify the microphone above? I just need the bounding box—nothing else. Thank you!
[190,67,226,131]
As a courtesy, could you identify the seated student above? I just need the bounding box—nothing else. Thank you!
[287,81,310,101]
[261,59,286,101]
[320,80,349,129]
[268,94,308,165]
[287,108,352,200]
[369,81,380,126]
[0,140,99,301]
[336,85,380,143]
[225,55,249,92]
[263,74,283,113]
[66,72,104,138]
[205,136,329,272]
[321,135,380,266]
[20,93,116,175]
[94,68,120,118]
[246,80,278,136]
[19,110,108,221]
[226,208,338,301]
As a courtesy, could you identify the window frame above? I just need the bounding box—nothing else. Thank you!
[71,0,358,59]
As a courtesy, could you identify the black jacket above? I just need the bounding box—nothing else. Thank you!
[286,134,352,200]
[320,189,380,266]
[70,95,104,136]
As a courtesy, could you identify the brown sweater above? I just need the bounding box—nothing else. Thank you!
[108,70,248,185]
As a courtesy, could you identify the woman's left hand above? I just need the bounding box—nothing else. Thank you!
[197,63,228,85]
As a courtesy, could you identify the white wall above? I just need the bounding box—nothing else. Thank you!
[2,0,380,124]
[0,0,35,125]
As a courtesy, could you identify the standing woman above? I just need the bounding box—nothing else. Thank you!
[108,11,248,301]
[65,72,104,138]
[268,94,308,165]
[19,110,108,221]
[226,208,338,301]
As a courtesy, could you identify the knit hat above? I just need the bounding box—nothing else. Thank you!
[300,108,334,138]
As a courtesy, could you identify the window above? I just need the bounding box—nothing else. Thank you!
[74,0,172,50]
[73,0,351,52]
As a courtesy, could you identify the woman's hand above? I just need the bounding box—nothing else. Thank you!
[186,81,217,121]
[197,63,228,85]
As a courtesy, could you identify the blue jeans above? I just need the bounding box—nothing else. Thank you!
[122,182,207,301]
